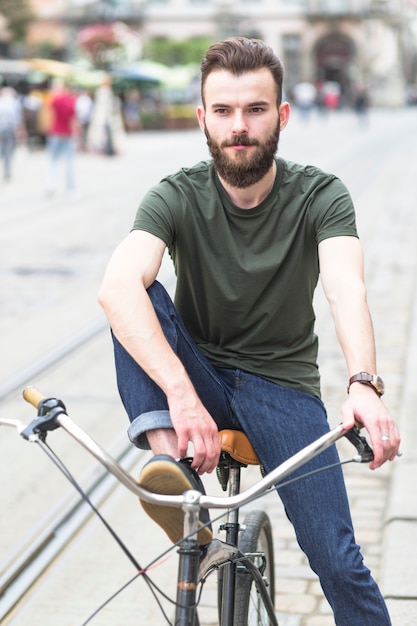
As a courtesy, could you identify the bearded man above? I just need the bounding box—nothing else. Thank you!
[98,37,399,625]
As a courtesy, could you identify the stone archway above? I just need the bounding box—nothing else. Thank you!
[314,33,356,105]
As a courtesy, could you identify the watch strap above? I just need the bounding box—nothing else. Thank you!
[348,372,384,397]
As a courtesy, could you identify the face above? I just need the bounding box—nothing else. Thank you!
[197,68,289,188]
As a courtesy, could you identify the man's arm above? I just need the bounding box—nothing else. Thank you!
[98,229,220,474]
[319,235,400,469]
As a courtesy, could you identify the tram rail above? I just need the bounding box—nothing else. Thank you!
[0,317,144,622]
[0,316,108,401]
[0,269,176,622]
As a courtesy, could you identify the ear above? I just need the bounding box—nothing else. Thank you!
[279,102,290,130]
[196,105,205,131]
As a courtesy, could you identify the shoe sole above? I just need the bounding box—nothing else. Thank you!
[139,458,212,546]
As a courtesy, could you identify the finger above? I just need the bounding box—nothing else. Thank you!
[183,429,205,468]
[369,429,391,468]
[378,422,400,451]
[195,443,218,474]
[370,430,399,469]
[177,430,190,460]
[205,427,221,471]
[191,431,220,475]
[340,403,355,431]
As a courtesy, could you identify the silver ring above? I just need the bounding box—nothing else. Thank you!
[381,434,391,441]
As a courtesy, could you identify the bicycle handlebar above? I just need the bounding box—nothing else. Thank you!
[0,386,374,512]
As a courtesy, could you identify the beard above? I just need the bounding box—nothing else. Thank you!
[205,122,280,189]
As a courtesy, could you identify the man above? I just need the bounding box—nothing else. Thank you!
[75,88,94,151]
[45,79,77,194]
[98,37,400,624]
[0,87,23,181]
[87,75,123,156]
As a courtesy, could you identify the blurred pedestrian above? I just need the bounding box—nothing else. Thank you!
[0,87,23,181]
[87,76,124,156]
[322,81,341,111]
[292,81,316,120]
[122,90,142,132]
[45,79,78,195]
[22,91,43,149]
[76,88,94,151]
[353,86,370,127]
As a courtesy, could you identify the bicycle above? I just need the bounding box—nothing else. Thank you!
[1,386,376,626]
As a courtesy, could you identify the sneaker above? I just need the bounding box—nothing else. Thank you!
[138,455,213,546]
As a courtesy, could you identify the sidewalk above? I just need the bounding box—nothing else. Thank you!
[382,276,417,624]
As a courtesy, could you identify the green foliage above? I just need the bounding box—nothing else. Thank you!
[142,36,214,67]
[0,0,33,42]
[35,40,57,59]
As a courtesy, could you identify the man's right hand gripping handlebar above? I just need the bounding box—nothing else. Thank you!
[341,384,401,470]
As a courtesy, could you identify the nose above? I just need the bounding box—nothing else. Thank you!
[231,110,248,134]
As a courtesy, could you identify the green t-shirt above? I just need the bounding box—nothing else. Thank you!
[133,157,358,397]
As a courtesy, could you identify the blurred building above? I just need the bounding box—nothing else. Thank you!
[9,0,417,105]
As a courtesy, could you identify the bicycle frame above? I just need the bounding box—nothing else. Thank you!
[0,387,375,626]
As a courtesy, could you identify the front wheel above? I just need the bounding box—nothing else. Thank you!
[235,509,276,626]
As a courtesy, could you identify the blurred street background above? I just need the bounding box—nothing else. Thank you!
[1,1,417,624]
[1,0,417,161]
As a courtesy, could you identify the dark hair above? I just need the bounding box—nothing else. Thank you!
[200,37,284,106]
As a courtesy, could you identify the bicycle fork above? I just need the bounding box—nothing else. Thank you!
[175,491,202,626]
[174,467,242,626]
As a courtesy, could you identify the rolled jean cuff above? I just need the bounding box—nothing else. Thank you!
[127,410,173,449]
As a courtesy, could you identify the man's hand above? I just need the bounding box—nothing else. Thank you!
[167,391,221,475]
[340,384,400,470]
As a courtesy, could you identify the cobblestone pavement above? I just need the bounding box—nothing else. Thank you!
[1,107,417,625]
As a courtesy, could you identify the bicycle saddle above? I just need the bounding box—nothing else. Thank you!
[218,430,260,466]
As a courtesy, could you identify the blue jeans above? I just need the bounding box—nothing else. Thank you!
[0,129,16,179]
[46,135,75,191]
[112,281,391,625]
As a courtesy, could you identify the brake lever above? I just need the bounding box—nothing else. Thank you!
[343,425,374,463]
[21,396,67,441]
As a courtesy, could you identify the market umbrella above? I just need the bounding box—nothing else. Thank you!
[25,58,75,78]
[111,60,169,85]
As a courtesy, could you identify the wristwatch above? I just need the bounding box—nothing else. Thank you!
[348,372,385,397]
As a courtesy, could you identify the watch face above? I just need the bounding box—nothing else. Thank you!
[373,375,385,395]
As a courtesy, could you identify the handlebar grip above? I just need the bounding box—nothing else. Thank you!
[23,386,46,409]
[21,387,67,438]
